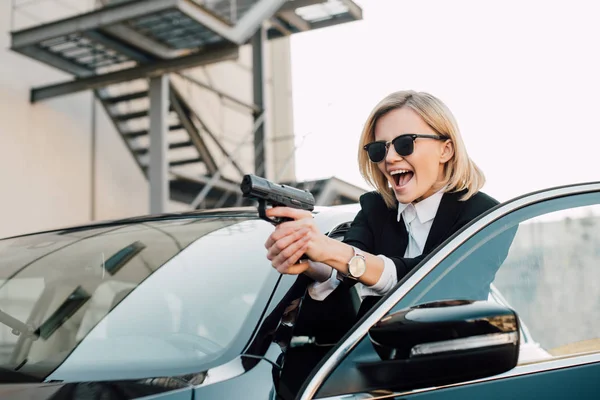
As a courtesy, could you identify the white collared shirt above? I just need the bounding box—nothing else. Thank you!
[396,188,445,258]
[308,188,445,301]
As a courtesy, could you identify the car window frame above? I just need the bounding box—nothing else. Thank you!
[299,181,600,400]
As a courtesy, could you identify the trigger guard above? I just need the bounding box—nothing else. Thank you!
[258,199,278,225]
[257,200,293,225]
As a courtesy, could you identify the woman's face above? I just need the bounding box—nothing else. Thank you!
[373,107,453,204]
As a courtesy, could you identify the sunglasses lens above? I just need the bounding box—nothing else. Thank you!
[393,136,414,156]
[366,143,387,162]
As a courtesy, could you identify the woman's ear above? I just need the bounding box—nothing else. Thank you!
[440,140,454,163]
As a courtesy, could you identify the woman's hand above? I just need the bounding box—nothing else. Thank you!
[264,206,329,275]
[263,207,387,287]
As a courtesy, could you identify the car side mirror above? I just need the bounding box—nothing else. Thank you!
[361,299,520,392]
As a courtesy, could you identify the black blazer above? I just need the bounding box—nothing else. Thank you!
[282,189,506,394]
[343,188,500,282]
[341,188,505,320]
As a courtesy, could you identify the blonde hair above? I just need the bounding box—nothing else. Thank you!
[358,90,485,208]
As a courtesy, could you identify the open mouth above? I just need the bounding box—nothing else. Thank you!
[391,169,414,188]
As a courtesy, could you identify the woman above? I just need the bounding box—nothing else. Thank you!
[264,90,499,312]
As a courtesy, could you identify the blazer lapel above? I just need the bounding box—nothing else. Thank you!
[423,190,465,253]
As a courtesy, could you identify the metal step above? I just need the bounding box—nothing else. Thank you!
[113,107,175,122]
[169,157,203,167]
[100,82,225,202]
[103,91,149,104]
[114,110,149,121]
[140,157,204,173]
[133,140,193,155]
[122,124,184,139]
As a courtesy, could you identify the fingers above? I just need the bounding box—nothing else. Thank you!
[265,206,313,221]
[273,239,311,275]
[266,228,310,261]
[283,256,312,275]
[262,206,319,276]
[264,218,315,250]
[271,234,311,273]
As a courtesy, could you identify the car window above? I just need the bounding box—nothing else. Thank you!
[390,192,600,364]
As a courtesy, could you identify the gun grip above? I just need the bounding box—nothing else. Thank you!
[258,200,310,262]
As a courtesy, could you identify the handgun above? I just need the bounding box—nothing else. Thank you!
[240,174,315,225]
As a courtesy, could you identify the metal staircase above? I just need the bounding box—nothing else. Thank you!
[10,0,363,212]
[95,78,247,209]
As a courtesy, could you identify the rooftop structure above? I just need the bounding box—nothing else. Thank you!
[9,0,363,212]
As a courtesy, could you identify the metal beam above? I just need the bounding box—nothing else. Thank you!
[182,94,247,178]
[309,13,357,31]
[31,45,238,102]
[149,75,170,214]
[101,24,191,59]
[252,25,266,176]
[177,1,238,44]
[182,0,290,45]
[169,86,218,175]
[16,45,94,78]
[82,30,154,64]
[279,0,327,12]
[338,0,363,20]
[268,17,294,37]
[189,111,265,209]
[10,0,179,49]
[278,10,311,32]
[175,72,261,113]
[231,0,288,44]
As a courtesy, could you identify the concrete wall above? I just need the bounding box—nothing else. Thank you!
[495,207,600,352]
[0,0,296,238]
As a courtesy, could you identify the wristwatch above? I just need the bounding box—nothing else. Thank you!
[338,246,367,282]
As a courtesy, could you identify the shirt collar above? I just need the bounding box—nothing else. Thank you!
[397,187,446,223]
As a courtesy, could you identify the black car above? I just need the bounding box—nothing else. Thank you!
[0,181,598,399]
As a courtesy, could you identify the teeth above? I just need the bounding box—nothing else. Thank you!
[390,169,410,175]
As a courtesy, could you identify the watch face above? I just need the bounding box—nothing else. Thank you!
[349,256,367,277]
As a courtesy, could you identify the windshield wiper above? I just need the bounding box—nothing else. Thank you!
[0,365,42,383]
[0,286,90,342]
[0,308,38,339]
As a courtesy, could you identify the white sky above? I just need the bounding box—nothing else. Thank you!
[289,0,598,203]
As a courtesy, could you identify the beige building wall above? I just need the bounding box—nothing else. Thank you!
[0,1,296,238]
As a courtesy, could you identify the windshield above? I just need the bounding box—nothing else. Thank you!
[0,215,276,382]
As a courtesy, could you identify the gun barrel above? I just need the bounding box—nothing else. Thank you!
[241,174,315,210]
[240,174,260,196]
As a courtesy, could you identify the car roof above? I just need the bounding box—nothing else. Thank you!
[1,203,362,241]
[5,180,598,242]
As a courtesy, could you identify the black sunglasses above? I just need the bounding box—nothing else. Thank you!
[363,134,446,163]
